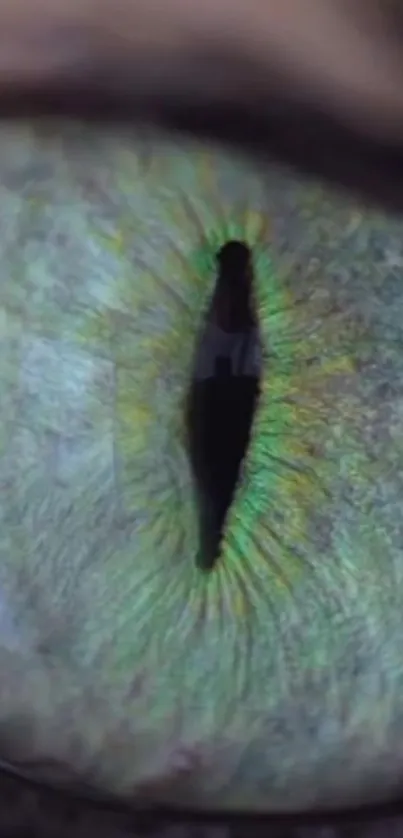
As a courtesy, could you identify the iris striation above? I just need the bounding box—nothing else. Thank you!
[0,122,403,813]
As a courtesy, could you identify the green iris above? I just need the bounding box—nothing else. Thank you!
[0,124,402,813]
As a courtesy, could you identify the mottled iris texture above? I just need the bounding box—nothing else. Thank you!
[1,121,403,814]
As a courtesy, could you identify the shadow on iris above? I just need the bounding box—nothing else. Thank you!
[187,240,262,571]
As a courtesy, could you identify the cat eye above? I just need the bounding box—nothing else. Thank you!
[0,123,402,831]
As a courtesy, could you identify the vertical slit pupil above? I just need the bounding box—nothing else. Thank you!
[187,240,262,571]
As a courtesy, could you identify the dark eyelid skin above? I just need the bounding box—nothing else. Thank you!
[1,54,403,215]
[3,755,403,835]
[1,3,403,212]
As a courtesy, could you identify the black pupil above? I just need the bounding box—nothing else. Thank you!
[187,240,262,571]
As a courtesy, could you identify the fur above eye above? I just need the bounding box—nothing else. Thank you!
[0,124,402,815]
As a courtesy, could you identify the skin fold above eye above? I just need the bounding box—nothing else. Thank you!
[5,0,403,215]
[1,121,403,815]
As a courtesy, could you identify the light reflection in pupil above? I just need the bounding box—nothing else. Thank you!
[187,240,262,571]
